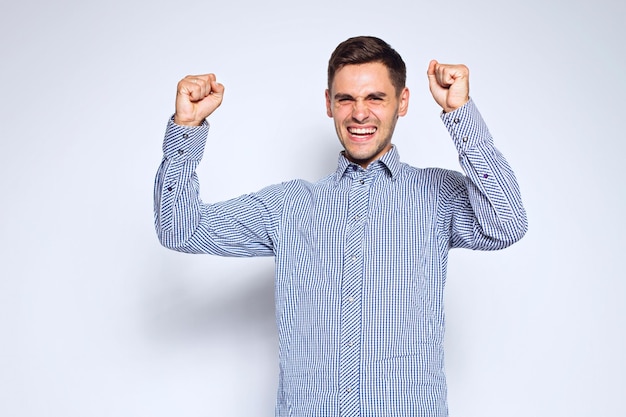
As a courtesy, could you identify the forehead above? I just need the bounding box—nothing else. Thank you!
[330,62,394,94]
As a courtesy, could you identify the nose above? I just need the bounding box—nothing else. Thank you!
[351,99,370,123]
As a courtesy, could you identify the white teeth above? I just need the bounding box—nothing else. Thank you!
[349,127,376,135]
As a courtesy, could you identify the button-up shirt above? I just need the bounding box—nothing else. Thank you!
[154,99,527,416]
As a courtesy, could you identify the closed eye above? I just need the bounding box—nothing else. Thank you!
[335,94,355,103]
[367,93,386,101]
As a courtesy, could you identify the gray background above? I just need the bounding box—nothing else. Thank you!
[1,0,624,415]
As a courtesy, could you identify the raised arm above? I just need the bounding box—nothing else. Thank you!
[154,74,282,257]
[427,60,527,249]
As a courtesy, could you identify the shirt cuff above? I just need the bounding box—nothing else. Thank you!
[162,115,210,161]
[440,98,493,154]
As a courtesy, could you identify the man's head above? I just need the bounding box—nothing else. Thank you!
[327,36,406,96]
[326,36,410,168]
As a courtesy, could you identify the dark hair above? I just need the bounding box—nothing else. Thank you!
[327,36,406,95]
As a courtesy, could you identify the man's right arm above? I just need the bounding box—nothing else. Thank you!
[153,75,282,257]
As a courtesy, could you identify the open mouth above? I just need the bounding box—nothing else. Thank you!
[348,126,377,137]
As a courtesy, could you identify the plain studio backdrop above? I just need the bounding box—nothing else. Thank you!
[1,0,624,416]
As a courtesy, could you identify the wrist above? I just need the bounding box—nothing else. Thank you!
[173,114,205,126]
[442,97,470,114]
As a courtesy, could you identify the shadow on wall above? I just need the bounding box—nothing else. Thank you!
[143,262,277,342]
[142,126,337,345]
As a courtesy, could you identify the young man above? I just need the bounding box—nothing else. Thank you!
[154,36,527,416]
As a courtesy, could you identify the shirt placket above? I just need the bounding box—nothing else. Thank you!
[339,167,370,416]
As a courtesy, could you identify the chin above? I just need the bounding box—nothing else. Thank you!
[348,143,388,162]
[345,152,374,166]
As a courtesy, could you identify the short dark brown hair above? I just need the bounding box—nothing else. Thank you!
[327,36,407,95]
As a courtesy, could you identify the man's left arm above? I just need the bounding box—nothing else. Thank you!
[428,60,528,249]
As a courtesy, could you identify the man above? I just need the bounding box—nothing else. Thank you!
[154,36,527,416]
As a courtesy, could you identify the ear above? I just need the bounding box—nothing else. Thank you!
[325,89,333,118]
[398,87,410,117]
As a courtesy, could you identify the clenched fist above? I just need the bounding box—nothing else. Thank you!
[427,60,470,113]
[174,74,225,126]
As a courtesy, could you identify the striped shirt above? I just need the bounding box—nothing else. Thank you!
[154,99,527,416]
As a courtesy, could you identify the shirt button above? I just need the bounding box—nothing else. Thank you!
[183,133,189,139]
[351,256,357,261]
[167,186,173,192]
[483,173,489,179]
[462,137,468,142]
[454,118,460,124]
[177,149,184,155]
[359,179,365,185]
[348,296,355,303]
[346,387,352,393]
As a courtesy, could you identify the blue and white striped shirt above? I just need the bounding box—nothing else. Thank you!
[154,99,527,416]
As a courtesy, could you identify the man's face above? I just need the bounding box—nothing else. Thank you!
[326,62,409,168]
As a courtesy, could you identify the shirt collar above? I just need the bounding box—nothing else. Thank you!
[334,145,402,182]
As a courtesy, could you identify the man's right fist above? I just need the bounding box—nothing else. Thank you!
[174,74,225,126]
